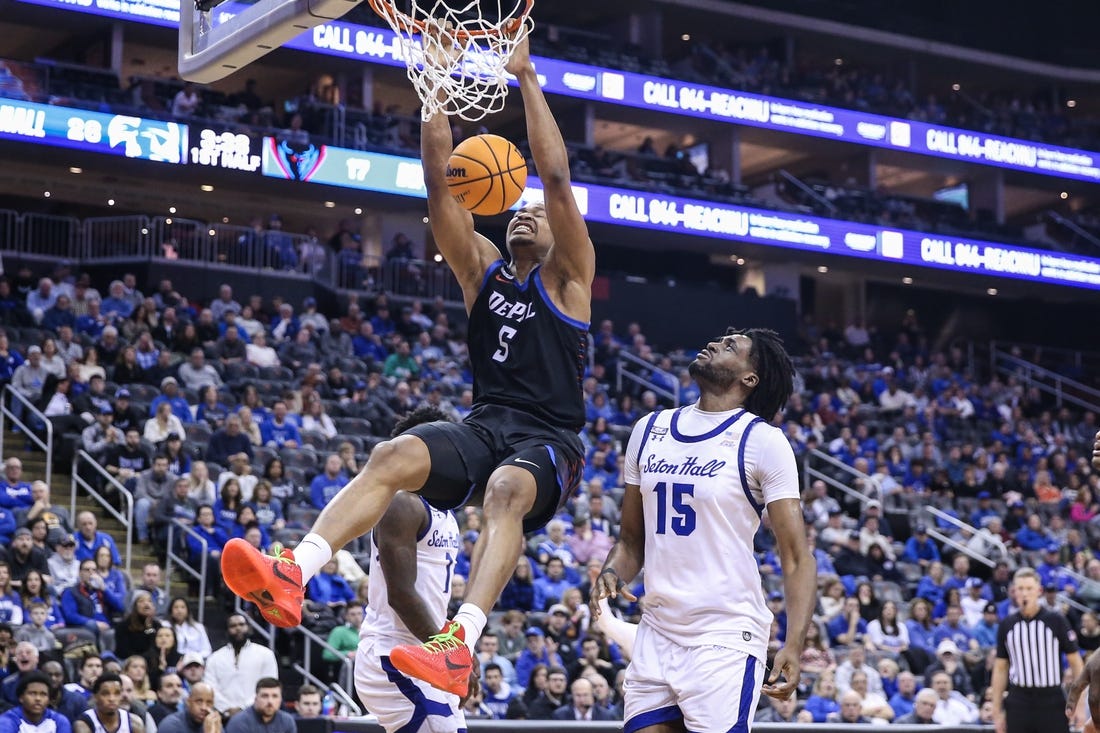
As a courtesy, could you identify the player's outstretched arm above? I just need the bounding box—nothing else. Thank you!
[419,31,503,308]
[763,497,816,700]
[590,483,642,620]
[505,38,594,288]
[375,491,440,642]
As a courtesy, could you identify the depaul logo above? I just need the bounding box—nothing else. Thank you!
[267,137,326,181]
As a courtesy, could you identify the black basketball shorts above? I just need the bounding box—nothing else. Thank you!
[402,403,585,533]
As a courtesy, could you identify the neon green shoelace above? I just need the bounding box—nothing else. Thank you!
[269,543,295,564]
[423,622,464,653]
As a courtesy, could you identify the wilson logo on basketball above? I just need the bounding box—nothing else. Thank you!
[445,166,467,178]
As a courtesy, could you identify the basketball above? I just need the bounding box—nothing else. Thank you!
[445,134,528,216]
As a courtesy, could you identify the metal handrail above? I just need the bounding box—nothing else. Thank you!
[779,169,838,213]
[1048,210,1100,252]
[294,623,360,715]
[233,597,362,715]
[802,449,876,506]
[166,521,208,623]
[615,350,680,405]
[71,450,134,574]
[990,345,1100,412]
[0,385,53,484]
[925,526,996,569]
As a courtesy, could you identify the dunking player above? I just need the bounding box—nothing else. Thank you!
[592,329,817,733]
[355,406,468,733]
[221,33,594,698]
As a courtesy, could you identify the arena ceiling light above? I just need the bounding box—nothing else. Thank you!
[902,277,913,285]
[69,167,82,174]
[200,184,215,192]
[817,265,829,273]
[1068,100,1078,108]
[987,287,998,296]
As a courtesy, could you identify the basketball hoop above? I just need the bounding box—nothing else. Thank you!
[367,0,534,121]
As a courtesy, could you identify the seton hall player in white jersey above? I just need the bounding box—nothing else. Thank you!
[356,407,469,733]
[593,328,816,733]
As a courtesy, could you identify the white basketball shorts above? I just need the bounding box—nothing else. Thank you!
[623,622,765,733]
[355,639,467,733]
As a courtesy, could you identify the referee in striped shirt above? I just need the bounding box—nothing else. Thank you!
[990,567,1083,733]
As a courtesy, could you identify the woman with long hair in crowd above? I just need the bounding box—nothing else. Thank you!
[856,581,882,622]
[114,590,161,659]
[143,624,181,690]
[819,576,847,622]
[196,385,230,430]
[262,457,298,506]
[122,654,157,703]
[168,597,211,657]
[113,346,145,385]
[17,569,62,630]
[94,545,130,605]
[39,338,66,378]
[77,346,106,383]
[248,480,285,533]
[337,441,359,477]
[214,477,245,531]
[185,461,216,506]
[867,600,910,659]
[236,405,263,446]
[905,598,937,670]
[498,556,535,612]
[799,619,836,677]
[300,396,337,439]
[523,664,549,705]
[0,562,22,626]
[143,401,184,446]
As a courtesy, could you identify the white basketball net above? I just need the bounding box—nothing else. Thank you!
[370,0,534,121]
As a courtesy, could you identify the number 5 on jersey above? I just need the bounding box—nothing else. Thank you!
[654,481,696,536]
[492,325,518,363]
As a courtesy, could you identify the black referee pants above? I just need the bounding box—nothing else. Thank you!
[1005,686,1068,733]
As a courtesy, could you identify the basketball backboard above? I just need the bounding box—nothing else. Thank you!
[179,0,363,83]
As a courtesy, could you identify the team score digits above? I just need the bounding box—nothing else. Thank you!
[67,117,102,143]
[492,325,518,363]
[653,481,696,536]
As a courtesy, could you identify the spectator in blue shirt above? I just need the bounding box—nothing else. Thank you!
[968,492,998,528]
[187,505,228,568]
[513,629,562,692]
[971,602,999,649]
[902,524,940,568]
[260,402,300,448]
[149,378,192,425]
[73,512,121,566]
[306,559,355,607]
[0,458,32,509]
[905,598,938,658]
[803,675,841,722]
[99,281,134,322]
[309,455,347,510]
[351,322,387,363]
[60,559,123,648]
[942,555,979,594]
[533,558,572,611]
[0,507,14,545]
[915,561,946,605]
[826,596,868,646]
[932,605,974,650]
[0,334,23,387]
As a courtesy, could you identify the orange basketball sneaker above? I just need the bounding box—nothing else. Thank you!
[390,621,472,697]
[221,539,304,627]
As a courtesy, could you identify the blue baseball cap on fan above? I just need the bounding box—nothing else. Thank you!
[524,627,544,637]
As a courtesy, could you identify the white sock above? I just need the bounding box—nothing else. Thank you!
[293,533,332,584]
[453,603,486,654]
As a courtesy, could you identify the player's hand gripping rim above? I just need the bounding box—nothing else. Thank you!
[589,568,637,621]
[762,645,800,701]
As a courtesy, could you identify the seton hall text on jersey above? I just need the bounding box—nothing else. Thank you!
[426,529,460,549]
[488,291,537,322]
[642,454,726,478]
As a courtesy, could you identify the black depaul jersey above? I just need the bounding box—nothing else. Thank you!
[466,260,588,431]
